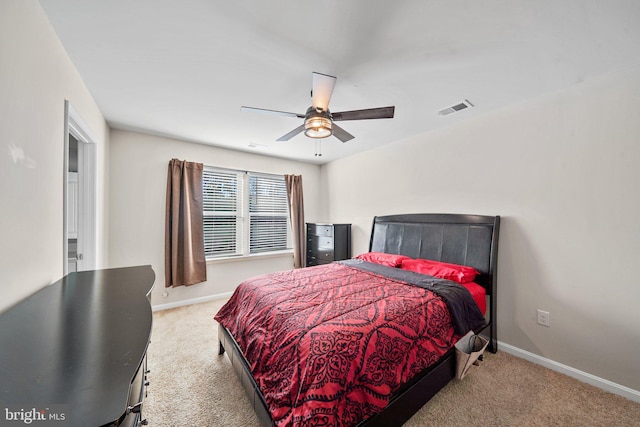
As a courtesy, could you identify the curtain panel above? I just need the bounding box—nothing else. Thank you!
[165,159,207,287]
[285,174,305,268]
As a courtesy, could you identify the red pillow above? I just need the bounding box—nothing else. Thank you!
[355,252,410,268]
[400,258,478,283]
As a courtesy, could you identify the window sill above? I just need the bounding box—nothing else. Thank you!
[206,250,294,265]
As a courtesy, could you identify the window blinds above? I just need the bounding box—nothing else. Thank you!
[248,173,289,254]
[202,167,290,258]
[202,168,243,257]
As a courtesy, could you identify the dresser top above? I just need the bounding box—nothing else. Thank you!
[0,266,155,426]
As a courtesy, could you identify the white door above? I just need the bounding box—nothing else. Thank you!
[67,171,79,273]
[67,172,79,239]
[64,101,97,275]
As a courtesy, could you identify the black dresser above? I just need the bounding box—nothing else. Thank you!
[306,223,352,266]
[0,266,155,427]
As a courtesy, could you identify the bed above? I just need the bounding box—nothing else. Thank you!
[215,213,500,426]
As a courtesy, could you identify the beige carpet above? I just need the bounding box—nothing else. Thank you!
[144,299,640,426]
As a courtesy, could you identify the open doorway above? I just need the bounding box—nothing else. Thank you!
[63,101,97,275]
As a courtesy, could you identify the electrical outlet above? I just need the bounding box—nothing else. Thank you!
[537,309,550,327]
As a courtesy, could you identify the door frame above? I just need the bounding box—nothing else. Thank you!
[63,101,98,274]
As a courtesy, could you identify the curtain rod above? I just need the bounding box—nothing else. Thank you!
[204,164,285,178]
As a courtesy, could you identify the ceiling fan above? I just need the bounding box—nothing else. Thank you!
[241,72,395,143]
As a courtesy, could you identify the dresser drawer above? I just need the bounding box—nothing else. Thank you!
[120,355,147,427]
[307,224,334,237]
[308,235,334,250]
[307,252,334,264]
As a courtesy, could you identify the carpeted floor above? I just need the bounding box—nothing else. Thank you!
[144,299,640,426]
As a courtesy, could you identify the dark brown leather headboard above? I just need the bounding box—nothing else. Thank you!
[369,213,500,295]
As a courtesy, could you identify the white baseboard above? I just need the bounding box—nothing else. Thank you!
[499,341,640,403]
[151,292,233,312]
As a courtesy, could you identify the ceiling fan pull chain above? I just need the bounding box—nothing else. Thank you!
[315,140,322,157]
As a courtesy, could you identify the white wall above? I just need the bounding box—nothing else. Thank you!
[321,69,640,392]
[0,0,109,313]
[108,129,322,307]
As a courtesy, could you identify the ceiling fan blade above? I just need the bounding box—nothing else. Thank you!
[331,123,355,143]
[276,124,306,141]
[332,106,395,121]
[311,72,337,111]
[241,106,305,119]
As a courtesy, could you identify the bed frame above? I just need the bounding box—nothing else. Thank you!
[218,213,500,426]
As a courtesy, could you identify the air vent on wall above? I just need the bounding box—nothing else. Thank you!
[438,99,474,116]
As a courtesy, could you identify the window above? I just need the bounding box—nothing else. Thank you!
[249,174,290,254]
[202,167,290,259]
[202,168,242,257]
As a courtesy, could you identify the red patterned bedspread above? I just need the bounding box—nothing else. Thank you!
[214,262,460,427]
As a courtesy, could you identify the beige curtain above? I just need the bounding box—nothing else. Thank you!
[165,159,207,287]
[285,174,305,268]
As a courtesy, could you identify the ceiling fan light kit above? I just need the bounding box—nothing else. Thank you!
[304,108,332,139]
[242,72,395,151]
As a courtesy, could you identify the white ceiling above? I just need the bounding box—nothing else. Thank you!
[39,0,640,164]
